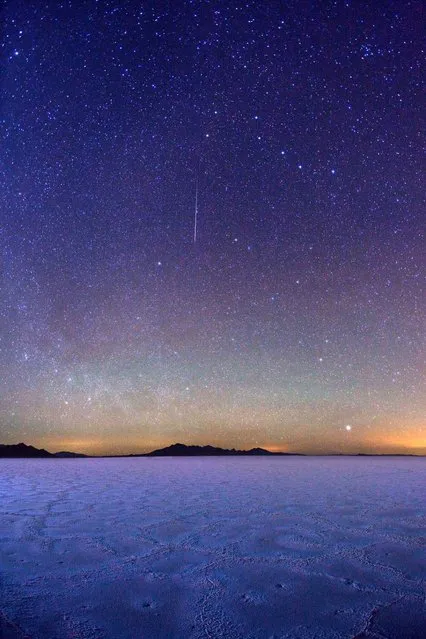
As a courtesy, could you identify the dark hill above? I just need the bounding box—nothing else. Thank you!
[0,442,303,458]
[146,443,301,456]
[54,451,87,458]
[0,443,86,458]
[0,443,53,458]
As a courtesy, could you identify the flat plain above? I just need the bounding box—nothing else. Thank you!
[0,457,425,638]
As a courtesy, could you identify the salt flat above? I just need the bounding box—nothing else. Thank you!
[0,457,425,639]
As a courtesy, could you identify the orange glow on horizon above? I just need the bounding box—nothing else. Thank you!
[30,433,425,457]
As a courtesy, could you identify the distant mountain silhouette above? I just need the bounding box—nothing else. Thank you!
[2,442,419,459]
[0,443,53,458]
[145,443,301,456]
[0,442,298,458]
[0,443,86,458]
[54,451,88,458]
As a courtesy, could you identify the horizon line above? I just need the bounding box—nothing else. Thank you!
[1,441,424,458]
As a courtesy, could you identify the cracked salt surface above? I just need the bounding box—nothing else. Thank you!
[0,457,425,638]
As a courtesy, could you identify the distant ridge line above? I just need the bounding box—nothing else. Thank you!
[0,443,87,458]
[144,443,302,457]
[0,442,299,458]
[0,442,422,458]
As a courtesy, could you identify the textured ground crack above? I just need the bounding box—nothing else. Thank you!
[352,595,405,638]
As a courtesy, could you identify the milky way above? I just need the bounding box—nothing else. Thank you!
[1,1,424,454]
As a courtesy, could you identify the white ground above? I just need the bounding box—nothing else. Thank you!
[0,457,425,639]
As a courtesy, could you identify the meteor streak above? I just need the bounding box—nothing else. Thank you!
[193,175,198,243]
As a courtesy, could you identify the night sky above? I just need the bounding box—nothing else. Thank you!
[1,1,424,455]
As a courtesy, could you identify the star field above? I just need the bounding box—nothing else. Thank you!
[1,1,424,455]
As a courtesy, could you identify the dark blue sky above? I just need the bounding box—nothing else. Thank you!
[1,1,424,454]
